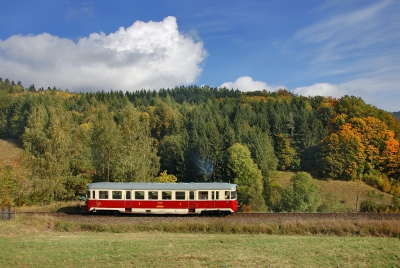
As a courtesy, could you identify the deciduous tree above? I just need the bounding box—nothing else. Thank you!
[227,143,267,212]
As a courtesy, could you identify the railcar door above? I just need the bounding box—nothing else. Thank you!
[188,191,196,213]
[124,190,132,212]
[211,191,216,208]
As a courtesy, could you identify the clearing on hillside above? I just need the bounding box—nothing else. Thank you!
[270,171,392,211]
[0,139,24,169]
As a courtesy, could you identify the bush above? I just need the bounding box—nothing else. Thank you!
[359,190,390,212]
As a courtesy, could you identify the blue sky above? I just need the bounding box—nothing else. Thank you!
[0,0,399,112]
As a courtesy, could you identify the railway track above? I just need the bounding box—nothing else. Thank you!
[16,211,400,221]
[231,212,400,221]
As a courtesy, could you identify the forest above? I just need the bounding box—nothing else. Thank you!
[0,77,399,212]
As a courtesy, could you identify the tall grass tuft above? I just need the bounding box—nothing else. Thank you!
[8,215,400,237]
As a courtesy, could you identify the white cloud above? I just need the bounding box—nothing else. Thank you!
[294,77,400,112]
[219,76,282,92]
[0,16,207,92]
[221,77,399,112]
[293,83,342,98]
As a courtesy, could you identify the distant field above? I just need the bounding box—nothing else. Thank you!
[0,228,399,267]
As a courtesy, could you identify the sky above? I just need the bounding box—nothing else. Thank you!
[0,0,399,112]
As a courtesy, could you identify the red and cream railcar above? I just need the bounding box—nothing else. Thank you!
[86,182,238,215]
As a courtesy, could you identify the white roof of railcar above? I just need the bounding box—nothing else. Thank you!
[87,182,236,191]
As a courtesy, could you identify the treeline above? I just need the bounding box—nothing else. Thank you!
[0,77,399,211]
[393,112,400,121]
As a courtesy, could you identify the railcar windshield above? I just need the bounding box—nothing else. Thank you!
[231,191,237,199]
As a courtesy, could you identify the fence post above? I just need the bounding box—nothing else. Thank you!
[355,196,359,212]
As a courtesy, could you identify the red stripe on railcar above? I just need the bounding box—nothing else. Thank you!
[87,199,237,213]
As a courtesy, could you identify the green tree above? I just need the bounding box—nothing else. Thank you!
[281,172,320,212]
[0,166,20,207]
[158,133,189,182]
[23,104,88,203]
[227,143,267,212]
[90,105,120,182]
[275,133,297,170]
[113,105,160,182]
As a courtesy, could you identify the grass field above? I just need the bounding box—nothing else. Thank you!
[1,230,399,267]
[1,214,400,267]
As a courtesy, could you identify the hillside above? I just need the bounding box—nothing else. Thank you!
[1,79,399,209]
[271,171,393,211]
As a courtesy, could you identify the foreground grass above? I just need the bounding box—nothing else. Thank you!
[1,231,399,267]
[1,216,399,267]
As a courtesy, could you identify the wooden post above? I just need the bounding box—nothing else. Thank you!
[355,196,359,212]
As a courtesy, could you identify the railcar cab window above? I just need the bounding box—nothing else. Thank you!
[176,191,185,200]
[135,191,144,200]
[87,191,90,199]
[162,191,172,200]
[199,191,208,200]
[149,191,159,200]
[224,191,230,199]
[112,191,122,199]
[99,191,109,199]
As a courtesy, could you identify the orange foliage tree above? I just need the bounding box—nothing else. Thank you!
[318,116,400,181]
[318,123,365,180]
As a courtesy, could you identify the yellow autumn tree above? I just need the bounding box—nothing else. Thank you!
[157,170,177,183]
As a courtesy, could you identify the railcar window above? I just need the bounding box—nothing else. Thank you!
[149,191,159,200]
[224,191,230,199]
[135,191,144,200]
[112,191,122,199]
[189,191,194,200]
[87,191,90,199]
[176,191,185,200]
[211,191,220,200]
[126,191,131,199]
[162,191,172,200]
[231,191,237,199]
[199,191,208,200]
[99,191,109,199]
[93,191,95,199]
